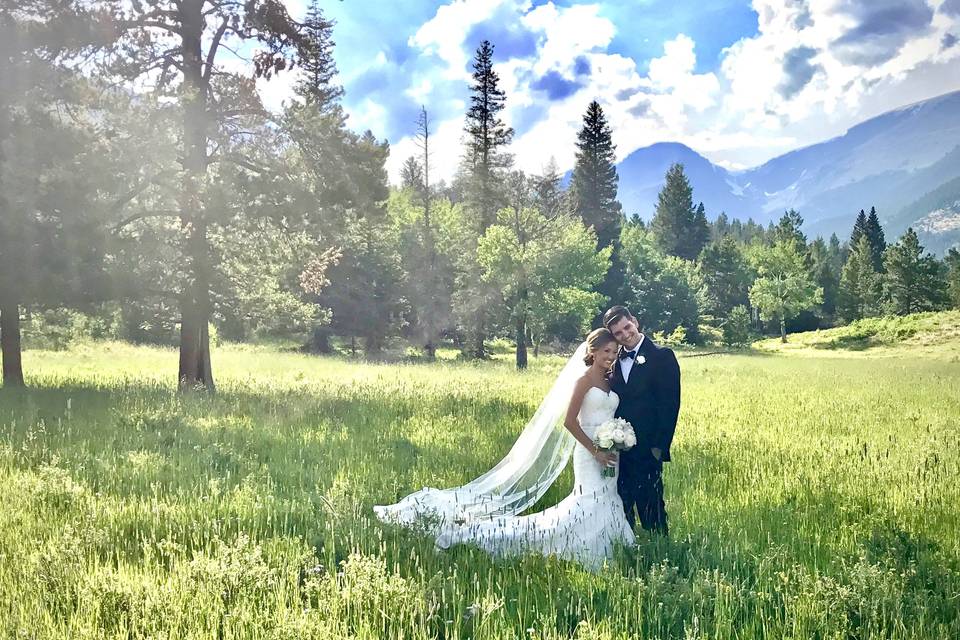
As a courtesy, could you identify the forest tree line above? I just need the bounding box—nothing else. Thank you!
[3,1,960,389]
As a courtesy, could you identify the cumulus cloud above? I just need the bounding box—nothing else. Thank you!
[374,0,960,183]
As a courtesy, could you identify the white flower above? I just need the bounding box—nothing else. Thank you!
[598,437,614,449]
[611,428,625,442]
[636,355,646,365]
[625,433,637,448]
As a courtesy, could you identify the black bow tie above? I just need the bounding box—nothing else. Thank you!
[619,349,637,360]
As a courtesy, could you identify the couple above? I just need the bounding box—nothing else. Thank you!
[374,305,681,570]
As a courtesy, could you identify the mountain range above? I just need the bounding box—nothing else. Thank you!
[613,90,960,254]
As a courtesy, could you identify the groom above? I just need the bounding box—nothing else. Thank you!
[604,305,681,535]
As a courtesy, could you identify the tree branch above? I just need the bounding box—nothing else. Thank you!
[203,16,231,84]
[113,210,182,233]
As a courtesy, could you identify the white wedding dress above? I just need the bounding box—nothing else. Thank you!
[434,387,635,570]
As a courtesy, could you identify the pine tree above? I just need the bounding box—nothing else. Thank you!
[697,236,752,321]
[297,1,343,113]
[808,237,840,317]
[883,228,949,315]
[571,101,622,250]
[464,39,513,232]
[828,233,845,273]
[850,209,868,248]
[946,248,960,309]
[838,236,882,321]
[533,158,566,219]
[773,209,807,250]
[650,163,709,260]
[400,156,424,193]
[461,40,514,358]
[864,206,887,273]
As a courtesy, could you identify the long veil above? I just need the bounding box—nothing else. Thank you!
[373,342,588,535]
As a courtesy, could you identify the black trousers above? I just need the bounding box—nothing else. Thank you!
[618,459,668,535]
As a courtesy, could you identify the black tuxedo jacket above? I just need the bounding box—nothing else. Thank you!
[609,336,681,465]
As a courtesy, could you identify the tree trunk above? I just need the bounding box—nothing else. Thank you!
[515,313,527,370]
[309,327,332,353]
[472,320,486,359]
[780,317,787,343]
[0,294,24,387]
[177,1,214,391]
[423,341,436,360]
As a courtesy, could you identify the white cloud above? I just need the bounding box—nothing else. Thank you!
[410,0,532,81]
[383,0,960,183]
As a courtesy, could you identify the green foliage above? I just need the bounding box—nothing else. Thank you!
[697,236,754,322]
[2,342,959,637]
[748,240,823,341]
[946,248,960,309]
[650,163,710,261]
[839,236,883,322]
[620,226,703,343]
[571,101,622,250]
[772,209,807,250]
[808,237,840,318]
[722,305,753,347]
[865,207,887,273]
[477,206,610,367]
[883,228,949,316]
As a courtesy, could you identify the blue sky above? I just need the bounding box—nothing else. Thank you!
[259,1,960,182]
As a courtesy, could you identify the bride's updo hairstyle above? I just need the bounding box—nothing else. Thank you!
[583,328,617,366]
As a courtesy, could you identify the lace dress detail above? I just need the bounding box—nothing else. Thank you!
[435,387,635,570]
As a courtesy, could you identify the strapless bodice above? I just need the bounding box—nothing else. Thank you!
[578,386,619,431]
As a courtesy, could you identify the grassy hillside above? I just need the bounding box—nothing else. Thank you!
[1,341,958,638]
[754,310,960,358]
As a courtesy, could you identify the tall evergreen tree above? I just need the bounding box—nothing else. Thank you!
[946,248,960,309]
[570,100,624,308]
[92,0,311,391]
[464,39,513,231]
[828,233,845,273]
[697,236,752,321]
[400,156,424,193]
[460,40,514,358]
[534,157,566,219]
[571,101,622,250]
[1,2,114,387]
[883,228,949,315]
[650,163,709,260]
[296,0,343,114]
[838,235,882,321]
[864,206,887,273]
[773,209,807,250]
[808,237,840,318]
[850,209,868,249]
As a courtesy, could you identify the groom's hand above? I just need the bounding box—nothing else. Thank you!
[651,447,662,461]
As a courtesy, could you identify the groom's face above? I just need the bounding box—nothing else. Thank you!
[608,315,642,348]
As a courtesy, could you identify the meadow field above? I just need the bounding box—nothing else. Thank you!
[1,328,959,638]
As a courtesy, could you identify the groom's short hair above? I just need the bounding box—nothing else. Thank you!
[603,305,635,329]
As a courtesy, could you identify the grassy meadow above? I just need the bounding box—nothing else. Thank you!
[1,326,959,638]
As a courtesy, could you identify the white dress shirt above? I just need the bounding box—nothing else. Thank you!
[619,334,645,383]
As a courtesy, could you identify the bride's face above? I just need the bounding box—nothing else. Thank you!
[592,341,618,372]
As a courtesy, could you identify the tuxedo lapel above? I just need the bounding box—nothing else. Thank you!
[625,338,654,392]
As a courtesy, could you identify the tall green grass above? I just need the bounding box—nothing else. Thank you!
[1,341,958,638]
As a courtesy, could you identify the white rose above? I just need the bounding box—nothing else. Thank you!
[598,437,614,450]
[611,429,625,442]
[625,433,637,448]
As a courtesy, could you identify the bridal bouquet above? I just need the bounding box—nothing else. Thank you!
[594,418,636,477]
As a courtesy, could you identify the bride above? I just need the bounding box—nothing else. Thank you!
[374,328,635,570]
